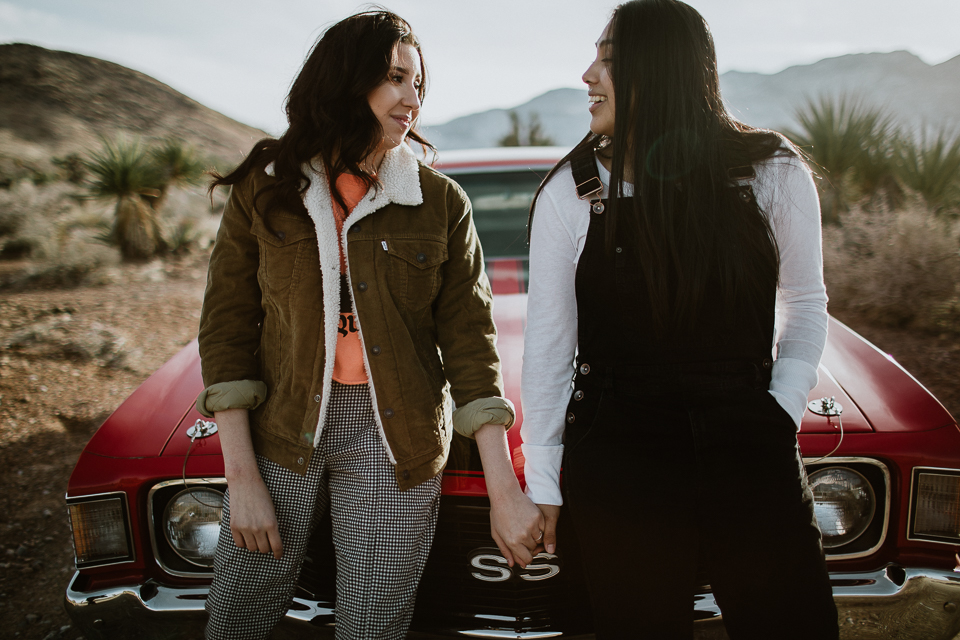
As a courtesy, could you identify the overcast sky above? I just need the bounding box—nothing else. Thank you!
[3,0,959,135]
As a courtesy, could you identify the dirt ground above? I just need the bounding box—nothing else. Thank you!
[0,252,209,640]
[0,250,958,640]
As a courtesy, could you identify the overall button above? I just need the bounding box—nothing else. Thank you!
[566,412,576,424]
[573,390,585,401]
[416,252,427,263]
[762,358,773,370]
[579,363,591,375]
[297,457,305,466]
[384,408,395,419]
[314,394,321,402]
[357,281,368,292]
[371,345,381,355]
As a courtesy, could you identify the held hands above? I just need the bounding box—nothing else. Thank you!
[536,503,560,555]
[473,423,549,569]
[489,490,545,569]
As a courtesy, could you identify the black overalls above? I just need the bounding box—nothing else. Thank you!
[559,156,839,639]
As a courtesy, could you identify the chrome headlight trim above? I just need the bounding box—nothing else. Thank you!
[907,466,960,545]
[147,478,226,578]
[803,457,890,561]
[66,490,136,568]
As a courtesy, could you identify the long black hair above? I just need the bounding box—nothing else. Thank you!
[530,0,792,334]
[211,9,433,223]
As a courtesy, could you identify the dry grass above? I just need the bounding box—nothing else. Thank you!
[823,195,960,333]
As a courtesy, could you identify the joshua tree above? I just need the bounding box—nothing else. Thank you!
[498,111,555,147]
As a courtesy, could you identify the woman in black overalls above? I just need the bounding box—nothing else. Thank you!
[519,1,839,638]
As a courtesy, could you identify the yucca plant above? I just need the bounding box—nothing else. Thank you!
[85,137,164,260]
[894,127,960,216]
[785,96,896,223]
[150,138,206,211]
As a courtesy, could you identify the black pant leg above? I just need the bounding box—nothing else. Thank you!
[562,393,700,639]
[694,390,839,640]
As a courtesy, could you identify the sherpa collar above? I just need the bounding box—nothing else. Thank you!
[296,142,423,460]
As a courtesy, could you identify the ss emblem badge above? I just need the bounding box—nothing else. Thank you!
[469,547,561,582]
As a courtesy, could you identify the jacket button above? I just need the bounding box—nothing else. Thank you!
[371,345,381,355]
[573,390,584,401]
[275,230,286,241]
[350,225,360,233]
[416,252,427,263]
[297,457,304,466]
[402,470,410,480]
[579,363,591,375]
[358,281,368,292]
[384,408,395,419]
[762,358,773,370]
[314,394,321,402]
[566,412,576,424]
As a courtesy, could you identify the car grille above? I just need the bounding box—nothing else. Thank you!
[295,495,591,635]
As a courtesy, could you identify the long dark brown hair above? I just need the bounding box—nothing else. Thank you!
[530,0,793,334]
[211,9,433,223]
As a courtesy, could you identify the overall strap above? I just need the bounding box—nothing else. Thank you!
[570,153,603,200]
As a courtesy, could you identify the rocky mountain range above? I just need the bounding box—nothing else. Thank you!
[0,43,266,174]
[424,51,960,150]
[3,44,957,164]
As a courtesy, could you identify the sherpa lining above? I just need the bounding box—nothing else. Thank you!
[299,144,423,463]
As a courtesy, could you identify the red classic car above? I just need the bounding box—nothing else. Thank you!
[65,147,960,639]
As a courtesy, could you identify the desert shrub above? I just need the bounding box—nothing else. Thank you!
[4,314,128,368]
[0,180,118,290]
[823,196,960,332]
[52,153,87,184]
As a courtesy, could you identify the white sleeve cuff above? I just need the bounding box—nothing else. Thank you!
[769,357,819,428]
[521,443,564,506]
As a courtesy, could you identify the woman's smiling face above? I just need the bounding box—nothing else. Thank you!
[367,43,422,152]
[582,22,615,138]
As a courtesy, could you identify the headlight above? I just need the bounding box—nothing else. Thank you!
[910,469,960,543]
[163,488,224,567]
[67,493,135,567]
[809,467,875,549]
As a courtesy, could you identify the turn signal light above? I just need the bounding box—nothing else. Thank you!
[910,469,960,544]
[67,493,135,567]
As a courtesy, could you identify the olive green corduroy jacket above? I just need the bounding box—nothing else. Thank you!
[196,143,514,491]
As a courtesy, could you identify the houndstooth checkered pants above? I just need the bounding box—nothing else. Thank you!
[205,382,443,640]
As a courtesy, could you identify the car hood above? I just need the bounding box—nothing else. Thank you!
[83,303,955,463]
[83,341,205,458]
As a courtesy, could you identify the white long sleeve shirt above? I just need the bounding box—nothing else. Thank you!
[520,153,829,506]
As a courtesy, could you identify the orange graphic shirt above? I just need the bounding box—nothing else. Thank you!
[331,174,370,384]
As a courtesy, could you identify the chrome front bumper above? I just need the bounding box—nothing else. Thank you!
[65,565,960,639]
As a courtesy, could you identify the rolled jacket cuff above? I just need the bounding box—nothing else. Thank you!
[195,380,268,418]
[452,396,516,439]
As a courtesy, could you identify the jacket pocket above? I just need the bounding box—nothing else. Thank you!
[251,213,317,295]
[386,238,447,311]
